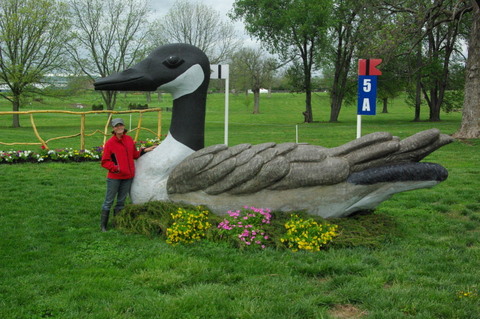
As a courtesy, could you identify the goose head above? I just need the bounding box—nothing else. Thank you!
[95,43,210,151]
[94,43,210,99]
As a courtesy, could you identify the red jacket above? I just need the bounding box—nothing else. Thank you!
[101,134,142,179]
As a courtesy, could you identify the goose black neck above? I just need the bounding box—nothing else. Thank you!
[169,82,208,151]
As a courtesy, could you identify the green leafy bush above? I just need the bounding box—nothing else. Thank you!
[115,201,219,239]
[128,103,148,110]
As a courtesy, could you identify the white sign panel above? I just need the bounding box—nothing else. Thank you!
[210,64,229,79]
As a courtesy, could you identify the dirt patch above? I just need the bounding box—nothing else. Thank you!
[328,304,367,319]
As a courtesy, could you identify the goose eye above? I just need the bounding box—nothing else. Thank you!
[163,56,184,68]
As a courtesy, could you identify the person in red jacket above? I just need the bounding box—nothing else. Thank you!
[100,118,156,231]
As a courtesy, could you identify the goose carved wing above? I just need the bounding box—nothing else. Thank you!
[166,129,453,196]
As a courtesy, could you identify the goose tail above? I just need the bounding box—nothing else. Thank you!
[328,129,454,173]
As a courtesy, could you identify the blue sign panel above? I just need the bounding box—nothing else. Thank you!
[357,76,377,115]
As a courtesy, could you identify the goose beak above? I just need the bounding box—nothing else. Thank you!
[94,67,158,91]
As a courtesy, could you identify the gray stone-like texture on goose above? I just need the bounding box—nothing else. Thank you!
[167,129,453,217]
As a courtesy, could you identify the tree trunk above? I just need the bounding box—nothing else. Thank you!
[329,65,346,122]
[101,91,117,110]
[382,98,388,113]
[329,59,342,122]
[414,80,421,121]
[414,46,422,121]
[12,94,21,128]
[304,89,313,122]
[303,51,313,123]
[428,88,442,122]
[454,0,480,138]
[329,94,342,122]
[329,48,352,122]
[253,89,260,114]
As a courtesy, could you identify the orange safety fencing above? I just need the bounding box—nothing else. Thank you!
[0,109,162,150]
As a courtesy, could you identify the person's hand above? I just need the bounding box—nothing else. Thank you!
[144,145,157,152]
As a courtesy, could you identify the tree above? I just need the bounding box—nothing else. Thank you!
[68,0,151,110]
[231,0,332,122]
[0,0,70,127]
[380,0,471,122]
[455,0,480,138]
[326,0,373,122]
[231,48,278,113]
[153,0,241,64]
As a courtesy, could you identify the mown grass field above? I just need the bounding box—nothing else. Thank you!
[1,91,479,318]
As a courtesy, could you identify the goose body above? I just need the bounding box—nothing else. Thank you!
[95,43,454,218]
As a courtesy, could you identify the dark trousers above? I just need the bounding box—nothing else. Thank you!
[101,178,133,211]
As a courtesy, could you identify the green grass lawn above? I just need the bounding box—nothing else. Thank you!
[1,91,479,318]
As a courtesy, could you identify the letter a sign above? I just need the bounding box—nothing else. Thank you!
[357,59,382,116]
[358,76,377,115]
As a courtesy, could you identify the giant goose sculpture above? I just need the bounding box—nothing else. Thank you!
[94,43,454,218]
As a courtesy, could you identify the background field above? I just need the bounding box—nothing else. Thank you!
[1,91,479,318]
[0,91,463,149]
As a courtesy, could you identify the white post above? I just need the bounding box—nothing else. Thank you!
[356,115,362,138]
[210,64,230,146]
[296,125,299,143]
[224,74,229,146]
[129,114,132,131]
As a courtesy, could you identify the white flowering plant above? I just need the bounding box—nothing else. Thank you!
[0,147,103,164]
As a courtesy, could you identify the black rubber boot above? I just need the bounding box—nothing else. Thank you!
[101,210,110,232]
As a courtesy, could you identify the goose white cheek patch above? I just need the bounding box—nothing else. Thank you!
[159,64,204,99]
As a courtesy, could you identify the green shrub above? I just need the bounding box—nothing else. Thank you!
[114,201,219,239]
[128,103,148,110]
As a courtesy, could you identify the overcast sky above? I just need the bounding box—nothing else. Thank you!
[148,0,236,18]
[147,0,256,45]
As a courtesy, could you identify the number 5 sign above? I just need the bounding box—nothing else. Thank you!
[357,76,377,115]
[356,59,382,137]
